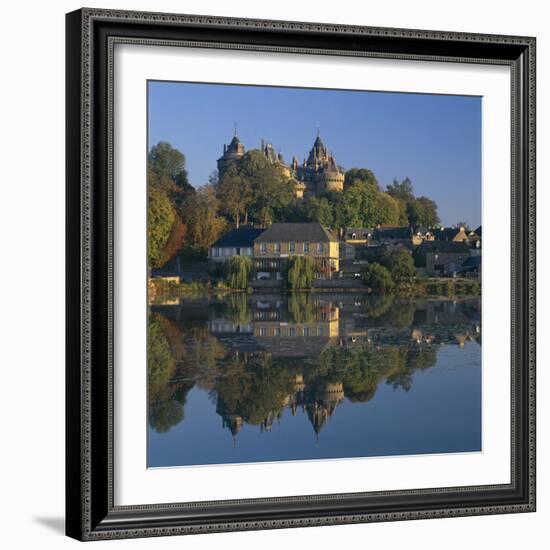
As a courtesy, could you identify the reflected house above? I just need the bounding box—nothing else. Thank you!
[253,222,340,280]
[253,300,340,357]
[149,294,482,459]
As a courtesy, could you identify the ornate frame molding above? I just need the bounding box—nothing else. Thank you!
[66,8,536,541]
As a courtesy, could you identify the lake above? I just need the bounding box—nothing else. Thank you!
[148,293,481,468]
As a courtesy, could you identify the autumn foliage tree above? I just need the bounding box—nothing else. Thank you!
[148,186,175,269]
[182,185,227,251]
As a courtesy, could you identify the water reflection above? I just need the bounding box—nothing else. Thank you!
[148,294,481,466]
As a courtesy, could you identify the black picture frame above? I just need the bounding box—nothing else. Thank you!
[66,7,536,541]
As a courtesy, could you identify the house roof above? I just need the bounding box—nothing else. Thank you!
[211,226,265,248]
[415,241,471,255]
[254,223,338,243]
[372,226,413,240]
[433,227,465,241]
[474,225,482,237]
[345,227,373,239]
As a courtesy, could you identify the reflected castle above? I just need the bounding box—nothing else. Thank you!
[148,294,481,442]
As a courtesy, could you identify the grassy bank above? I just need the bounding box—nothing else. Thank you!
[394,277,480,297]
[149,275,480,302]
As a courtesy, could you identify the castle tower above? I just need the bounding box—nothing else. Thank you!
[299,133,345,195]
[217,131,245,180]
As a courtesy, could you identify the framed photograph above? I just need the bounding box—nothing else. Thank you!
[66,8,536,541]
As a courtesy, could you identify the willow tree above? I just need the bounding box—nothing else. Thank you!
[225,256,252,290]
[286,256,316,290]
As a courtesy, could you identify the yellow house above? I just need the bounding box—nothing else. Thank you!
[253,222,339,280]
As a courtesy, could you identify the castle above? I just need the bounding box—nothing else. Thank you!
[217,131,345,199]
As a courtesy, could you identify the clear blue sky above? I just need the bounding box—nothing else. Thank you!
[148,81,481,228]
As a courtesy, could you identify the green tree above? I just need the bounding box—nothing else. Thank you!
[301,196,334,226]
[148,141,189,186]
[344,168,379,190]
[380,248,416,282]
[225,256,253,289]
[386,177,414,203]
[235,150,294,225]
[217,172,251,228]
[362,263,394,294]
[148,187,175,269]
[416,196,440,226]
[373,192,401,226]
[286,256,316,290]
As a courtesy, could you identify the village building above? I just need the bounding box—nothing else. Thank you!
[413,240,471,277]
[344,227,374,244]
[253,222,340,280]
[208,226,265,263]
[468,225,482,251]
[371,225,434,247]
[432,225,469,243]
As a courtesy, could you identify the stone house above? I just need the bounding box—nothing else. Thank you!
[413,241,471,277]
[370,225,434,247]
[253,222,339,280]
[208,226,265,263]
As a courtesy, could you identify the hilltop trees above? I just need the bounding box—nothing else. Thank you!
[217,149,295,227]
[298,180,401,230]
[217,170,251,228]
[386,177,440,228]
[146,139,443,269]
[344,167,379,190]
